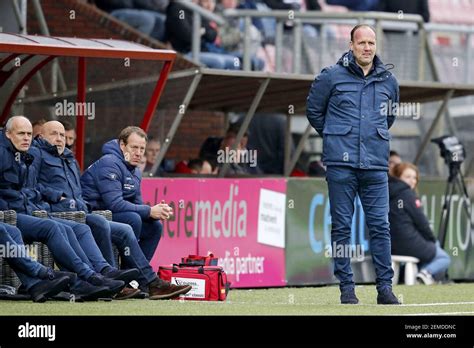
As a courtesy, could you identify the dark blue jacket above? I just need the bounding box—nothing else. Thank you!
[0,131,49,214]
[306,50,399,170]
[80,139,151,218]
[388,176,436,263]
[32,137,89,213]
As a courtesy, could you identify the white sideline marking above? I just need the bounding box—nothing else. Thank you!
[399,301,474,307]
[360,301,474,307]
[399,311,474,316]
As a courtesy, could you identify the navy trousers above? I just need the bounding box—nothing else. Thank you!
[0,223,45,290]
[16,214,96,281]
[326,166,394,292]
[112,212,162,262]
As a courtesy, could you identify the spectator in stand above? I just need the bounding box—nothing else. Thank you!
[326,0,379,11]
[258,0,323,36]
[308,160,326,177]
[218,123,261,175]
[377,0,430,23]
[166,0,239,69]
[60,120,76,153]
[140,137,174,177]
[174,160,192,174]
[32,119,46,138]
[187,158,214,174]
[244,113,293,175]
[203,156,219,175]
[389,162,450,284]
[214,0,265,70]
[143,138,161,173]
[199,136,223,165]
[95,0,169,42]
[237,0,266,42]
[388,150,402,176]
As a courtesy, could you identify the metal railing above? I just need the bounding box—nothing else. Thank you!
[176,5,473,83]
[222,10,427,76]
[177,0,226,64]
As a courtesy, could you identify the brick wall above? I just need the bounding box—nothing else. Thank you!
[149,110,226,161]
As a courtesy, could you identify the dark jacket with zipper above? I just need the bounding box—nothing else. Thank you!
[306,50,399,170]
[388,176,437,263]
[80,139,150,219]
[165,1,218,53]
[32,137,89,213]
[0,131,49,214]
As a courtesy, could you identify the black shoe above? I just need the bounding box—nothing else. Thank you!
[29,276,71,303]
[70,280,111,302]
[340,289,359,304]
[88,274,125,295]
[41,268,77,286]
[101,267,139,283]
[377,288,401,305]
[49,291,78,302]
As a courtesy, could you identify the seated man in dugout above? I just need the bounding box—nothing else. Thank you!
[81,126,191,298]
[0,221,74,302]
[35,121,189,300]
[0,116,126,301]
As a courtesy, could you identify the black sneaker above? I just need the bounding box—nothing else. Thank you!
[29,276,71,303]
[101,267,139,284]
[70,280,111,302]
[377,288,401,305]
[88,274,125,295]
[41,268,77,286]
[49,291,77,302]
[340,289,359,304]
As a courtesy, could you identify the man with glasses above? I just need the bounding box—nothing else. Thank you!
[81,126,191,299]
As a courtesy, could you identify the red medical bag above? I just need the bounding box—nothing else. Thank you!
[158,263,230,301]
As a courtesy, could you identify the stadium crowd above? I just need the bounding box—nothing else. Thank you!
[90,0,432,71]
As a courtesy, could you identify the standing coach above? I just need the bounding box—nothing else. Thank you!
[306,24,400,305]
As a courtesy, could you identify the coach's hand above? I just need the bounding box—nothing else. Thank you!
[150,200,173,220]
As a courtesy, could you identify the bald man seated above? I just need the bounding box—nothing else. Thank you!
[33,121,191,300]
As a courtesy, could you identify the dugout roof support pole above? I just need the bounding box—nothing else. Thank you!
[218,77,270,177]
[76,57,86,170]
[150,69,203,176]
[285,124,313,176]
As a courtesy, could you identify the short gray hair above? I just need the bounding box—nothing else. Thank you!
[5,116,31,132]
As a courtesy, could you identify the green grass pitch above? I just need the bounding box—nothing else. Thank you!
[1,283,473,316]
